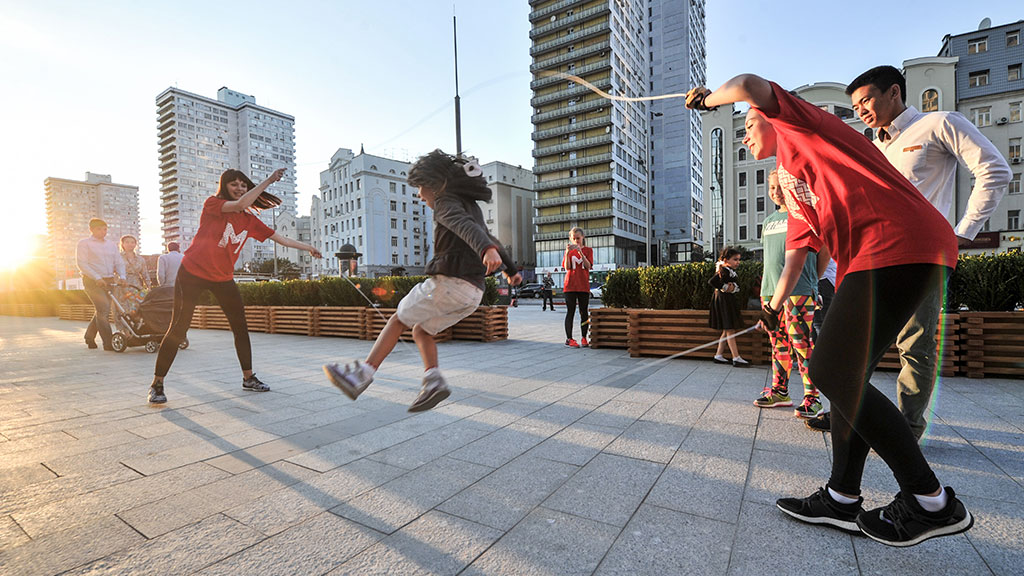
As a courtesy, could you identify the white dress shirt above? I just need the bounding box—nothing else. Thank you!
[76,236,126,281]
[157,251,184,286]
[877,106,1011,240]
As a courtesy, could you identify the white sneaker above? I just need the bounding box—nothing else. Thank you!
[408,370,450,412]
[323,360,373,400]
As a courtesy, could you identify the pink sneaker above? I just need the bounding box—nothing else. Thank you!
[565,338,580,348]
[580,337,589,347]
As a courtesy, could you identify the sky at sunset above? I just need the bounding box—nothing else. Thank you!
[0,0,1019,269]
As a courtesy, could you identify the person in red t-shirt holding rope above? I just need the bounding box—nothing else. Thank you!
[562,227,593,348]
[686,75,972,547]
[148,168,321,404]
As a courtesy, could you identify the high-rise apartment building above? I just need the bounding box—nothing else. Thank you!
[529,0,706,285]
[700,83,868,258]
[648,0,707,265]
[155,87,296,267]
[481,161,535,269]
[44,172,140,289]
[312,148,433,278]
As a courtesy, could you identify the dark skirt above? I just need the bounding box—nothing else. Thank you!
[709,291,743,330]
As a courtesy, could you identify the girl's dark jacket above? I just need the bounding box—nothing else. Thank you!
[425,178,516,290]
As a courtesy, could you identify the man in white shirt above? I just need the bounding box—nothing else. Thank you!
[157,241,184,286]
[76,218,126,350]
[835,65,1011,440]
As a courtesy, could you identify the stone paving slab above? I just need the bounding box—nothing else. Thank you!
[2,311,1023,575]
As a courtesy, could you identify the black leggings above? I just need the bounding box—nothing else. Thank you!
[564,291,590,339]
[154,266,251,378]
[810,264,948,496]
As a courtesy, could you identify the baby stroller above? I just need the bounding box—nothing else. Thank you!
[108,284,188,353]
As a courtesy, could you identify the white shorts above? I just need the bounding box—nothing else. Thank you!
[396,276,484,335]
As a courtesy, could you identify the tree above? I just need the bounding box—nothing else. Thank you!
[250,258,301,279]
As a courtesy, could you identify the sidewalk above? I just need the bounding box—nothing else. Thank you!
[0,308,1021,575]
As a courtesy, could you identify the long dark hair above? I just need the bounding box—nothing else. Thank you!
[215,169,282,211]
[718,246,741,261]
[407,149,488,198]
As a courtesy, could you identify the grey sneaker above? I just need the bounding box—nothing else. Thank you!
[148,383,167,404]
[242,374,270,392]
[323,361,373,400]
[408,371,450,412]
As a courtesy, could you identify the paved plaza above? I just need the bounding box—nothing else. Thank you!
[1,305,1022,575]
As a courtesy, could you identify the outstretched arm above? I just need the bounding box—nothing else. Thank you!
[687,74,779,116]
[222,168,285,213]
[269,232,322,258]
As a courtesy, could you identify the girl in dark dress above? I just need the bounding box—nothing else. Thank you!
[709,247,749,366]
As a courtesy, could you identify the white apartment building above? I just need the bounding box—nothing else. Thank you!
[273,212,313,278]
[44,172,140,289]
[480,161,535,271]
[155,86,296,268]
[701,83,868,258]
[312,148,432,278]
[529,0,706,285]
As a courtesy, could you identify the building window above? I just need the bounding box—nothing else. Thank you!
[756,169,765,185]
[390,200,397,211]
[756,196,765,212]
[968,37,988,54]
[1009,174,1021,195]
[1010,64,1022,82]
[1011,102,1023,123]
[971,106,992,127]
[738,148,746,161]
[864,128,874,140]
[739,225,747,240]
[1011,138,1022,160]
[738,172,747,187]
[390,218,397,229]
[756,223,763,238]
[968,70,989,88]
[391,236,398,246]
[1010,210,1021,230]
[389,182,396,193]
[1008,30,1020,47]
[921,89,939,112]
[738,198,747,214]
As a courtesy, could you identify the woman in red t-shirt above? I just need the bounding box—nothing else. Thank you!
[148,168,321,405]
[561,227,593,347]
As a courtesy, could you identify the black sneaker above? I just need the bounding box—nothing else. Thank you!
[148,384,167,404]
[408,371,450,412]
[242,374,270,392]
[857,487,973,547]
[805,411,831,432]
[777,487,864,532]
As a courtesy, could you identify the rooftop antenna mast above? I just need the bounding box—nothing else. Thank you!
[453,7,463,157]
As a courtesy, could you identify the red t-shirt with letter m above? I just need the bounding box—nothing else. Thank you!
[562,246,594,293]
[182,197,275,282]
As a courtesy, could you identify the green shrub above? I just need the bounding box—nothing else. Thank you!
[483,276,498,305]
[601,268,643,308]
[946,252,1024,312]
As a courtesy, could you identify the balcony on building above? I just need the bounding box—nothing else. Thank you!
[531,40,610,73]
[532,98,608,123]
[533,116,612,141]
[535,170,613,191]
[535,208,613,225]
[530,59,612,90]
[529,4,612,39]
[534,226,613,241]
[533,133,613,158]
[534,152,613,175]
[530,21,610,58]
[530,77,611,107]
[534,188,613,207]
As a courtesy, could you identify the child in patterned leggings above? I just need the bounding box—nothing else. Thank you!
[755,170,826,418]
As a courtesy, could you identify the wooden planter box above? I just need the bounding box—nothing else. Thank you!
[58,304,99,321]
[960,311,1024,378]
[1,303,55,317]
[268,306,315,336]
[627,309,769,364]
[874,313,960,377]
[314,307,366,339]
[363,307,452,343]
[245,306,271,333]
[589,308,630,349]
[450,306,509,342]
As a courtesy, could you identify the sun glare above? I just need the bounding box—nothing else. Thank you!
[0,215,44,272]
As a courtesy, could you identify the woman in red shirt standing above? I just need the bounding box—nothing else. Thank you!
[148,168,321,404]
[562,227,593,348]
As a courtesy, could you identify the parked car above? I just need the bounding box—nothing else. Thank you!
[590,283,603,299]
[516,283,546,298]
